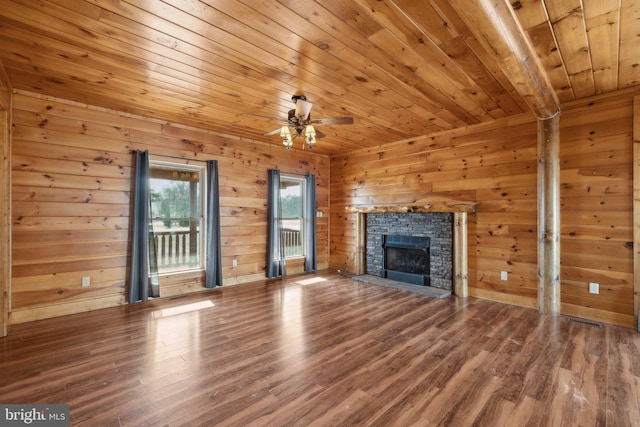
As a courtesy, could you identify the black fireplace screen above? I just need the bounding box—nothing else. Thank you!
[382,235,431,286]
[385,247,430,275]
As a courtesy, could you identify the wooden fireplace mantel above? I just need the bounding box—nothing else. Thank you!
[351,205,471,297]
[345,202,477,214]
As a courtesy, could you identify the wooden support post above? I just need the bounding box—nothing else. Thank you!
[355,212,366,275]
[538,114,561,315]
[453,212,468,297]
[449,0,561,315]
[633,96,640,328]
[0,111,8,337]
[0,60,11,337]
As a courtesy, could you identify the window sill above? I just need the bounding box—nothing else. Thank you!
[157,268,205,280]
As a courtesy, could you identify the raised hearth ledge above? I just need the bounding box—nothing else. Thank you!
[345,202,477,213]
[350,205,471,297]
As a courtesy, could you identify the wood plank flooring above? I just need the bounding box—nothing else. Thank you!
[1,271,639,426]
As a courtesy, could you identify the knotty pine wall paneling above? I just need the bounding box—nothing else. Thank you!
[330,88,640,328]
[11,91,329,324]
[559,92,635,326]
[331,114,540,304]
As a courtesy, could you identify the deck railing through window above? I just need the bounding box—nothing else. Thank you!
[282,228,302,258]
[153,228,301,269]
[154,230,200,271]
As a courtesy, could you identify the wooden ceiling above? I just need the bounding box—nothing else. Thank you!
[0,0,638,156]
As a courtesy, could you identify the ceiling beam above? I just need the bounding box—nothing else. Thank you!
[447,0,560,119]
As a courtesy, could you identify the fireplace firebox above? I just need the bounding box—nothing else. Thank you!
[382,235,431,286]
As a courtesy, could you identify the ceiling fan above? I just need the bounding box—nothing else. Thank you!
[245,95,354,149]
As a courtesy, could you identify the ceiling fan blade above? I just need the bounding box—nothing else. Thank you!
[315,129,326,139]
[264,127,283,136]
[294,99,313,120]
[242,113,289,124]
[311,116,354,125]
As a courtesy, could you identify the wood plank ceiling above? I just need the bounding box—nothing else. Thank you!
[0,0,638,156]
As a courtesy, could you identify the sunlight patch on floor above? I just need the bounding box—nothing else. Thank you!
[152,300,214,318]
[295,277,327,286]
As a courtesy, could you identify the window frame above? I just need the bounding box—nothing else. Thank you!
[279,174,307,260]
[149,158,207,275]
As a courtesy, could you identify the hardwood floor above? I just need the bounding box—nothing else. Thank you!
[1,271,639,426]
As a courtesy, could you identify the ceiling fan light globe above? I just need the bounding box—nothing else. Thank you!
[282,128,294,149]
[279,126,291,137]
[294,99,313,121]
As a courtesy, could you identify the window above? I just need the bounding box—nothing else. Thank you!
[280,176,305,258]
[149,160,205,274]
[267,170,316,279]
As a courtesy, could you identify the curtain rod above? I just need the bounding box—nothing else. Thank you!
[130,149,210,164]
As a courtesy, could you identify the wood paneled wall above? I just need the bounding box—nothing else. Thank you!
[10,91,329,324]
[559,92,635,327]
[0,60,11,336]
[330,89,639,328]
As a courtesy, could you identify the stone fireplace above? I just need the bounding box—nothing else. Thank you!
[367,213,452,289]
[347,203,476,297]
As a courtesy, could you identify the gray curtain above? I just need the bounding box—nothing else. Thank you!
[128,150,160,303]
[267,169,287,278]
[205,160,223,288]
[304,173,317,272]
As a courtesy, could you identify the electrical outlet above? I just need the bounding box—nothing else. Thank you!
[500,271,508,281]
[316,210,323,217]
[81,276,90,287]
[589,282,599,294]
[232,259,238,268]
